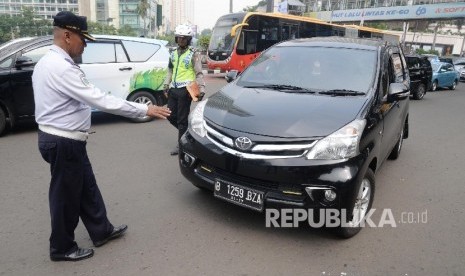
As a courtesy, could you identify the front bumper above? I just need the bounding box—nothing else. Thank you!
[179,131,369,212]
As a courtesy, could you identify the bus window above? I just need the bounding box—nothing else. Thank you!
[237,30,258,55]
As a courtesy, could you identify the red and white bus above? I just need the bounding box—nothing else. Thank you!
[207,12,398,73]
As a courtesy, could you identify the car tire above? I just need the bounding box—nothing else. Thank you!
[449,80,457,90]
[388,123,405,160]
[431,80,438,91]
[0,107,6,137]
[412,83,426,100]
[127,91,158,123]
[336,168,375,239]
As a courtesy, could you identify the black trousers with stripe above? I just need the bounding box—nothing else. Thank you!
[38,131,113,255]
[167,87,192,141]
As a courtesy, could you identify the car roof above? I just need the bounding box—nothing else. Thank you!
[277,36,386,51]
[92,34,168,46]
[0,36,51,58]
[0,35,169,60]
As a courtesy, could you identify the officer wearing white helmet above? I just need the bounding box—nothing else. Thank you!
[164,24,206,155]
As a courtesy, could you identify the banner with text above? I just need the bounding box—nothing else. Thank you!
[308,2,465,22]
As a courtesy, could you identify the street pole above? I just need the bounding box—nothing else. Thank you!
[230,0,232,13]
[461,34,465,57]
[267,0,274,12]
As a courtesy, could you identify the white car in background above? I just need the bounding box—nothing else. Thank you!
[0,35,170,135]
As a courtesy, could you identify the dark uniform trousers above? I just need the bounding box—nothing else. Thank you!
[38,131,113,255]
[167,87,192,141]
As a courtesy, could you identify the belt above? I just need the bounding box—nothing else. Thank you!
[39,125,89,141]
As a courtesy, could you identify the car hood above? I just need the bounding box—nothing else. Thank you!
[203,84,368,138]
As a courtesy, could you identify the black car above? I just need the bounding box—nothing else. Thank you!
[179,37,410,238]
[405,55,432,99]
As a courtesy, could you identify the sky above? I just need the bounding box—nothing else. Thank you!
[193,0,261,31]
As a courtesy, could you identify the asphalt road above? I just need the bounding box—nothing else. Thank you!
[1,76,464,276]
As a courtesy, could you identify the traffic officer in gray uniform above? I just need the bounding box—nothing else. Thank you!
[32,11,171,262]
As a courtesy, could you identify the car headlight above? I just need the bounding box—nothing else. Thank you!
[189,99,207,137]
[306,119,366,160]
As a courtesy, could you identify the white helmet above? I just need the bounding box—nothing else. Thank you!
[175,24,193,37]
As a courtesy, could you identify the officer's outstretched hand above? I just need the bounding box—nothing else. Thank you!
[146,104,171,119]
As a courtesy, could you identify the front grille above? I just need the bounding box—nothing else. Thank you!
[205,122,317,160]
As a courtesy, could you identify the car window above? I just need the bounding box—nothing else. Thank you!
[390,53,404,83]
[406,57,419,69]
[0,55,14,68]
[115,44,128,62]
[121,40,160,62]
[22,45,52,63]
[81,42,116,63]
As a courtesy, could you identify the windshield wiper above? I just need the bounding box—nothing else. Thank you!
[245,84,315,93]
[319,89,366,96]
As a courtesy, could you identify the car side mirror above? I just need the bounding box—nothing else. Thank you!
[387,83,409,102]
[15,56,34,68]
[225,70,239,83]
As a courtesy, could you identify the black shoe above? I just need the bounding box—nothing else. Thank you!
[50,247,94,262]
[93,224,128,247]
[170,146,179,156]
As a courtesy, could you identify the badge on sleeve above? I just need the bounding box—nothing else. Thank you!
[79,73,91,87]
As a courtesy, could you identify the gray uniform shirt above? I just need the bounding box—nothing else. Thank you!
[32,45,148,131]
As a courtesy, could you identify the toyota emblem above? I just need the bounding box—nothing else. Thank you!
[235,136,252,151]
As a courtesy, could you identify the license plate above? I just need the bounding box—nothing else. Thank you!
[214,179,264,211]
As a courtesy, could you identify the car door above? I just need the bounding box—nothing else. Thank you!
[78,39,164,101]
[381,49,408,160]
[9,42,51,118]
[444,63,456,85]
[78,40,129,99]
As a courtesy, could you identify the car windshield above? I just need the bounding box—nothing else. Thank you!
[237,45,377,93]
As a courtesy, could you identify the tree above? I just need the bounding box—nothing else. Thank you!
[243,0,266,12]
[201,29,212,36]
[197,35,211,52]
[118,25,137,37]
[0,7,52,42]
[157,34,175,46]
[137,0,150,36]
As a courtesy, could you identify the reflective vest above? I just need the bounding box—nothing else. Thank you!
[170,48,195,88]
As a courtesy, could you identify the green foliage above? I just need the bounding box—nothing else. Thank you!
[415,48,439,56]
[197,35,210,52]
[118,25,137,36]
[243,1,266,12]
[88,21,118,35]
[0,8,52,42]
[366,22,388,30]
[201,29,212,36]
[0,7,138,43]
[157,34,175,46]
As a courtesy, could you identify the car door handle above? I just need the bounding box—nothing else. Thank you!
[119,67,133,71]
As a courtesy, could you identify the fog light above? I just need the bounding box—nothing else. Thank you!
[181,152,196,167]
[324,190,337,201]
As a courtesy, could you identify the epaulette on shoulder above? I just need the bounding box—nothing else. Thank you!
[65,58,79,68]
